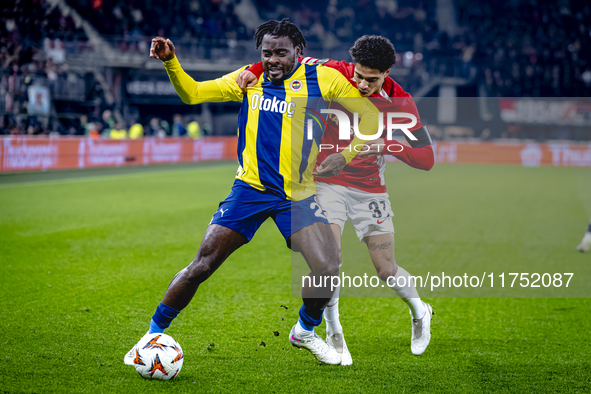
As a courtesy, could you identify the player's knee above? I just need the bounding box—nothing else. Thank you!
[312,243,339,276]
[316,258,339,278]
[376,260,398,282]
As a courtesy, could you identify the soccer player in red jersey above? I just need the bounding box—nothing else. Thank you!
[238,35,435,365]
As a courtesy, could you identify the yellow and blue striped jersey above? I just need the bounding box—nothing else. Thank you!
[164,56,378,200]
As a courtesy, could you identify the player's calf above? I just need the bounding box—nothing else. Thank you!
[183,258,216,285]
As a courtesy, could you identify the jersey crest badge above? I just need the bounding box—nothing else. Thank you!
[290,79,303,92]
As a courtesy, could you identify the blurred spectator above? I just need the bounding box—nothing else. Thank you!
[173,114,186,136]
[88,122,100,138]
[109,122,127,139]
[187,120,201,139]
[27,123,43,135]
[148,117,162,137]
[201,122,211,136]
[94,121,104,137]
[129,122,144,139]
[80,115,92,135]
[8,124,23,134]
[101,109,115,131]
[43,38,66,64]
[159,119,170,136]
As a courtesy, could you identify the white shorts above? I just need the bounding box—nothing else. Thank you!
[316,182,394,242]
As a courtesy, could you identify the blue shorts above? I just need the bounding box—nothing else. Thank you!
[210,180,329,242]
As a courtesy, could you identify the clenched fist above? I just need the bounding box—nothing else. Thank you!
[150,37,175,61]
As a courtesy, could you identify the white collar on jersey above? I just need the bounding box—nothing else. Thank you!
[379,88,392,102]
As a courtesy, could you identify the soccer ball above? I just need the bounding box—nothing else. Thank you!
[131,333,183,380]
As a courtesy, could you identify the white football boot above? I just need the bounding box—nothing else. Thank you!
[576,232,591,253]
[411,302,434,356]
[123,332,151,366]
[289,324,342,364]
[326,333,352,366]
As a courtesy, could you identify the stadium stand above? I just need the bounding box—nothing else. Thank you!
[1,0,589,140]
[0,0,94,135]
[457,1,591,97]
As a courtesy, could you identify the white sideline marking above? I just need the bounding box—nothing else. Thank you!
[0,164,234,189]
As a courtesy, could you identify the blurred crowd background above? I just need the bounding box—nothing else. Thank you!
[1,0,590,140]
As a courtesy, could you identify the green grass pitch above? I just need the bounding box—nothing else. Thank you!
[1,162,590,393]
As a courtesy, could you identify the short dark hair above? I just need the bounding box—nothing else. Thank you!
[349,35,397,73]
[254,18,307,52]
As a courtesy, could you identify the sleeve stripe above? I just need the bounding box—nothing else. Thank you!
[301,57,320,64]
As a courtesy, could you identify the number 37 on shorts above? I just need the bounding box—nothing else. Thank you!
[315,182,395,241]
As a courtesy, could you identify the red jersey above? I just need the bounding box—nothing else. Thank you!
[246,57,434,193]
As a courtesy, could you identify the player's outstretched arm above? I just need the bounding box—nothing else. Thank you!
[150,37,200,104]
[151,37,243,104]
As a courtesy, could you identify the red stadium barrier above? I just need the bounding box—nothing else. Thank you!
[0,136,238,173]
[1,137,590,173]
[387,141,591,167]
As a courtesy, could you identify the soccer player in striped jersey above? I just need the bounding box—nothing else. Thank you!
[124,19,381,366]
[238,35,435,365]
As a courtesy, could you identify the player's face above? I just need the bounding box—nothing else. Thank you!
[354,64,389,97]
[261,35,301,83]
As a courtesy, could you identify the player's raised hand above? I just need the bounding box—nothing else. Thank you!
[358,137,386,158]
[150,37,175,61]
[313,153,347,177]
[236,70,258,93]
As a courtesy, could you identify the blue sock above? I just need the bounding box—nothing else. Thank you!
[298,304,323,331]
[148,303,180,334]
[587,223,591,232]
